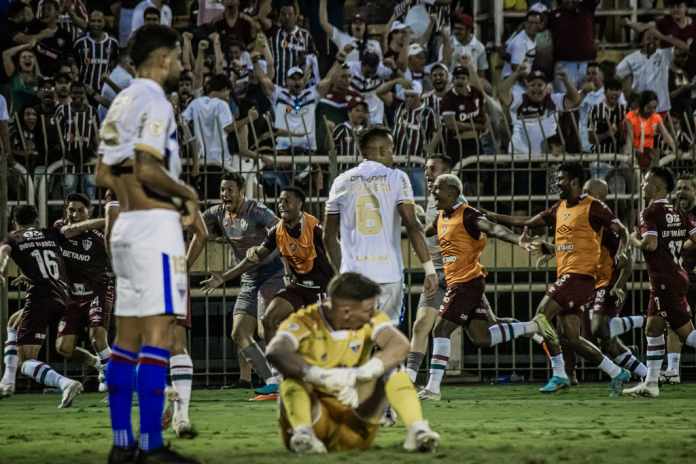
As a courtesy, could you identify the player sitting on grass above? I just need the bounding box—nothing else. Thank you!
[266,272,440,454]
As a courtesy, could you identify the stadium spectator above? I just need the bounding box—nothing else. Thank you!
[405,43,430,91]
[54,71,71,107]
[440,13,488,76]
[548,0,600,90]
[319,0,382,64]
[500,69,581,156]
[625,90,676,170]
[384,20,410,69]
[26,0,73,76]
[0,93,10,157]
[73,10,119,96]
[332,95,369,164]
[668,47,695,123]
[40,0,88,44]
[616,28,687,116]
[129,0,172,36]
[2,42,40,113]
[269,1,318,88]
[207,0,256,49]
[143,5,163,27]
[588,78,627,153]
[348,50,393,125]
[2,1,33,48]
[391,81,437,197]
[502,10,541,79]
[423,62,450,119]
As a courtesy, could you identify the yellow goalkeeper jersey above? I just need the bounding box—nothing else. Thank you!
[277,303,392,369]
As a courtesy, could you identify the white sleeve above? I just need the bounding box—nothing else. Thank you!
[551,93,566,110]
[218,100,234,130]
[615,54,633,80]
[162,6,173,26]
[476,45,489,71]
[134,100,175,159]
[0,95,8,122]
[395,169,415,205]
[325,176,346,214]
[130,3,145,36]
[181,100,194,122]
[508,37,526,66]
[662,47,674,66]
[377,63,393,79]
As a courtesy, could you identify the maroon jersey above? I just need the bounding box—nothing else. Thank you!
[3,227,70,302]
[680,207,696,284]
[639,199,696,287]
[440,86,486,128]
[54,220,112,295]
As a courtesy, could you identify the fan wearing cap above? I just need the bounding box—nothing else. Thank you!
[255,43,347,153]
[383,20,411,70]
[440,13,488,77]
[391,80,437,197]
[332,95,369,164]
[319,0,382,64]
[403,43,432,92]
[501,10,542,79]
[439,64,489,163]
[422,63,451,118]
[499,67,581,155]
[55,72,73,107]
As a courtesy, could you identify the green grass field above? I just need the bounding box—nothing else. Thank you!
[1,384,695,464]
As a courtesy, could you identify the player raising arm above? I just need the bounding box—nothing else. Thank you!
[266,272,440,454]
[324,126,438,324]
[95,24,199,464]
[483,162,632,395]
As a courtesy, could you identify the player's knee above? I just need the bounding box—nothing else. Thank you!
[412,314,431,338]
[231,324,251,347]
[55,337,75,358]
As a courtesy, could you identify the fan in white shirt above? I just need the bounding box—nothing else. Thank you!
[130,0,172,37]
[324,126,438,323]
[319,0,382,64]
[501,11,542,79]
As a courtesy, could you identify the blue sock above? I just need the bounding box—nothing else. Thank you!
[107,345,138,448]
[137,345,170,452]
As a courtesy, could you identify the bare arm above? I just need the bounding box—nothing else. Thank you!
[370,326,409,370]
[95,156,115,189]
[186,209,209,268]
[624,118,634,155]
[253,57,275,98]
[134,151,199,202]
[61,218,106,238]
[182,32,194,71]
[631,230,657,252]
[201,245,272,292]
[323,213,342,271]
[3,42,34,77]
[475,216,526,246]
[398,202,433,266]
[104,201,120,251]
[318,0,333,36]
[658,120,677,153]
[0,244,12,282]
[558,71,581,109]
[498,65,524,108]
[480,209,547,228]
[211,33,225,75]
[649,27,689,51]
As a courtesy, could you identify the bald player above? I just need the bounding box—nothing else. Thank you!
[582,179,647,380]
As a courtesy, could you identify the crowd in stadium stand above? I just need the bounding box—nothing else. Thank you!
[1,0,695,206]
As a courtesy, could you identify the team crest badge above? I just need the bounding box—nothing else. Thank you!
[349,341,361,353]
[82,239,93,251]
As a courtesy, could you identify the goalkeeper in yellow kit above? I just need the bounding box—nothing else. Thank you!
[266,272,440,454]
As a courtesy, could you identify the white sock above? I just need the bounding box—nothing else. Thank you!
[550,354,569,379]
[598,356,622,378]
[488,321,537,346]
[614,351,647,379]
[97,346,111,365]
[425,337,450,394]
[1,328,18,385]
[609,316,644,338]
[265,375,278,385]
[645,335,665,384]
[21,360,72,390]
[685,331,696,349]
[667,352,681,372]
[406,368,418,383]
[170,354,193,422]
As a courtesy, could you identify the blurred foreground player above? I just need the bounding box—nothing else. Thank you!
[96,24,200,463]
[624,168,696,398]
[0,205,83,406]
[267,272,440,454]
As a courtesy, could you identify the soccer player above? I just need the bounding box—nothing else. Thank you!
[659,174,696,384]
[196,173,284,397]
[417,174,544,400]
[95,24,199,463]
[54,193,114,393]
[266,272,440,454]
[324,126,439,324]
[202,186,334,343]
[623,168,696,398]
[582,180,647,380]
[0,205,83,406]
[406,155,455,382]
[484,162,631,394]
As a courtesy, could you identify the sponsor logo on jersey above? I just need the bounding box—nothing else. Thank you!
[82,239,93,251]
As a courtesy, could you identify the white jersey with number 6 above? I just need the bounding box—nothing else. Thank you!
[325,160,414,284]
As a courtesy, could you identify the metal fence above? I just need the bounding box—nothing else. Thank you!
[2,98,696,390]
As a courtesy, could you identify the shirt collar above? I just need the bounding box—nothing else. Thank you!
[132,78,166,98]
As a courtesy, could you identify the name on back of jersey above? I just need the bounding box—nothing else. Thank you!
[18,239,58,251]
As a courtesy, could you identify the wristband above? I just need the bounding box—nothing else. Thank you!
[423,260,436,276]
[355,358,385,381]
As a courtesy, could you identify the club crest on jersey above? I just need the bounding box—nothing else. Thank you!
[82,239,93,251]
[349,341,362,353]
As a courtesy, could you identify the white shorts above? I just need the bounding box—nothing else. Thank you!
[110,209,187,318]
[378,281,404,323]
